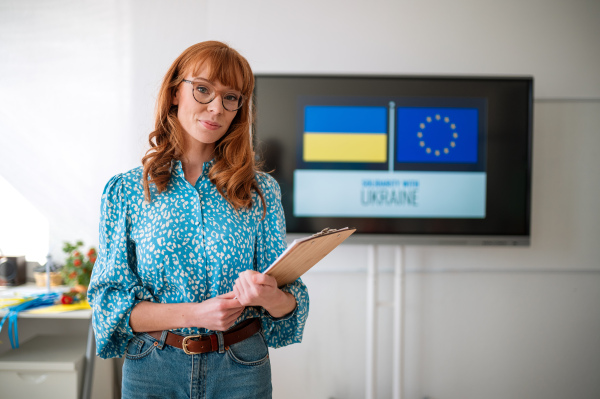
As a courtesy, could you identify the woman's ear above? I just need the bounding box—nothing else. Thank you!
[172,88,180,106]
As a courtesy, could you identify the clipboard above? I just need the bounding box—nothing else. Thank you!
[264,227,356,287]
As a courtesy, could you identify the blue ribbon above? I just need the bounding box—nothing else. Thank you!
[0,293,59,349]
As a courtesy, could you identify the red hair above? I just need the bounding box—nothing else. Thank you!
[141,41,265,216]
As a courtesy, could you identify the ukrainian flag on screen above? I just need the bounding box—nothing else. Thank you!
[304,106,388,163]
[396,107,478,163]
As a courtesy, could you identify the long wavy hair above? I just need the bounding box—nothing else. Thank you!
[141,41,265,216]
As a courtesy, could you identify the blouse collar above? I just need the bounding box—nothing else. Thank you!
[171,158,215,179]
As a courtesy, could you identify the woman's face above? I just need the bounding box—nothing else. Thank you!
[173,65,240,150]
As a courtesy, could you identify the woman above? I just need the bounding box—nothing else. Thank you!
[88,41,309,399]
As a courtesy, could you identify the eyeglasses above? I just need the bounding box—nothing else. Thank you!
[181,79,244,112]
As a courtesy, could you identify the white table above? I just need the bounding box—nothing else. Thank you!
[0,284,95,399]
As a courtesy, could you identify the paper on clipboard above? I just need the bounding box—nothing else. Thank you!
[263,227,356,287]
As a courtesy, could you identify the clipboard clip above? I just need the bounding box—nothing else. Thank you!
[312,227,340,237]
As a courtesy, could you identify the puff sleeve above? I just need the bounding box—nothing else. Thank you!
[254,173,309,348]
[87,174,155,359]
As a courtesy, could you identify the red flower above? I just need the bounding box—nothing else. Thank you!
[69,271,77,279]
[87,248,96,257]
[73,259,82,267]
[89,256,97,263]
[61,295,73,305]
[74,251,81,257]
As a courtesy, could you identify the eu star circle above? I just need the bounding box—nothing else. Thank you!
[417,114,459,156]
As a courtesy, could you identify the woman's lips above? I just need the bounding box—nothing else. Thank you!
[199,120,221,130]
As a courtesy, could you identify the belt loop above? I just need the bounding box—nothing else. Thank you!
[158,330,168,350]
[216,331,225,354]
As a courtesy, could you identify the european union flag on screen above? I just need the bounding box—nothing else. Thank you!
[396,107,478,163]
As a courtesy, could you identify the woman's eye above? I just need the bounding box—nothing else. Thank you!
[224,93,240,101]
[196,85,211,95]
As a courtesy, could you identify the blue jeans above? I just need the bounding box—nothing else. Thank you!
[122,329,272,399]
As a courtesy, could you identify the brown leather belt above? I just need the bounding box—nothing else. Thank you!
[147,318,261,355]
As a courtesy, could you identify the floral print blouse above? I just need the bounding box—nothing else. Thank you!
[88,159,309,359]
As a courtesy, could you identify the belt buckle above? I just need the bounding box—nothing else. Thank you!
[182,334,202,355]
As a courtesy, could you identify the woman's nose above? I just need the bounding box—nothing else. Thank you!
[207,94,225,114]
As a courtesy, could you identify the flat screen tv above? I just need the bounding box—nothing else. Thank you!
[253,74,533,246]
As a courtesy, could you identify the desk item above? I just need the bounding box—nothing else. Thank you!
[27,301,91,315]
[0,256,27,286]
[0,292,60,348]
[33,253,63,289]
[34,271,63,287]
[264,227,356,287]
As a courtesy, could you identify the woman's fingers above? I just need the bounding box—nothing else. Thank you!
[233,270,281,308]
[219,291,237,300]
[192,295,245,331]
[251,272,277,287]
[234,273,253,306]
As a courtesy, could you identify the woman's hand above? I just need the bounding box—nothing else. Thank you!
[232,270,297,318]
[130,292,244,333]
[190,292,245,331]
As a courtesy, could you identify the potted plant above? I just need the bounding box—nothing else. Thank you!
[61,241,96,291]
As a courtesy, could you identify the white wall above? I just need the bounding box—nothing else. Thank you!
[274,100,600,399]
[1,1,599,398]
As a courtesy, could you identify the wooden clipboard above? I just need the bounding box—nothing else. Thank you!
[264,227,356,287]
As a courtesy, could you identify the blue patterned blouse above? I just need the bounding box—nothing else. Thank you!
[88,159,309,359]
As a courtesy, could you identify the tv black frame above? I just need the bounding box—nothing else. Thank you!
[253,74,534,246]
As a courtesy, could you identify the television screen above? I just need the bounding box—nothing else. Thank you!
[253,75,533,245]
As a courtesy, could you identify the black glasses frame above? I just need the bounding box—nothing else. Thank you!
[181,79,244,112]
